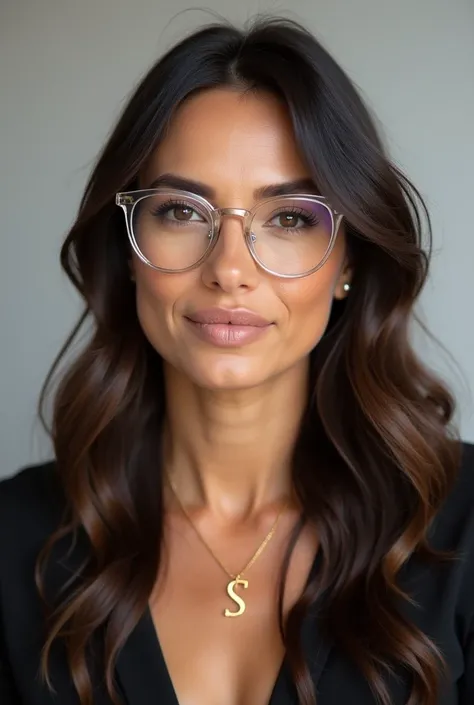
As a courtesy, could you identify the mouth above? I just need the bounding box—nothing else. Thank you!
[184,308,274,347]
[185,307,272,327]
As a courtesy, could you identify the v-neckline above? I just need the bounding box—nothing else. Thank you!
[114,549,332,705]
[141,605,292,705]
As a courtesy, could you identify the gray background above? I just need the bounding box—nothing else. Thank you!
[1,0,473,478]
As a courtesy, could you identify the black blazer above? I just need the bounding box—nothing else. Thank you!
[1,445,474,705]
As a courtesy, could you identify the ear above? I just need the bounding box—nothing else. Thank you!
[333,263,353,300]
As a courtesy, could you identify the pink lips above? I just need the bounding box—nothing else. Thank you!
[184,307,273,347]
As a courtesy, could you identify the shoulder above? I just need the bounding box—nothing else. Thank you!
[0,463,74,699]
[0,459,72,627]
[451,441,474,499]
[0,460,65,561]
[0,460,63,520]
[422,442,474,631]
[432,441,474,541]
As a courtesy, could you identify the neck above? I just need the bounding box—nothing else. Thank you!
[162,360,309,519]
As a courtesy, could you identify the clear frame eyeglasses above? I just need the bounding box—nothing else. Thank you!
[116,188,343,279]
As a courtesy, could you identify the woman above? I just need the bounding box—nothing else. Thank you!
[0,16,472,705]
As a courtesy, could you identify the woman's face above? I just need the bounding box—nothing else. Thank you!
[133,88,351,390]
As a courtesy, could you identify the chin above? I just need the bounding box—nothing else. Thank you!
[182,356,271,391]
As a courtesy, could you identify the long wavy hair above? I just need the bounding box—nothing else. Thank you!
[36,16,461,705]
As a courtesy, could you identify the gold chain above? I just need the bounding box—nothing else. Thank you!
[166,474,288,580]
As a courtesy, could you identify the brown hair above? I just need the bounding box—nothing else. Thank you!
[36,16,461,705]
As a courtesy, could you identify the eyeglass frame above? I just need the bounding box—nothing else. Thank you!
[116,188,344,279]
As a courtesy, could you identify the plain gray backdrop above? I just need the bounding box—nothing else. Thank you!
[1,0,473,478]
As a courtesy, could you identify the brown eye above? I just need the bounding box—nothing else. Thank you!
[173,206,194,221]
[278,213,299,228]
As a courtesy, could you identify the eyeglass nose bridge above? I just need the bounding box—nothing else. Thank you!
[212,207,256,242]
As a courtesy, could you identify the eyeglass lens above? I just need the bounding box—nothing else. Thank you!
[130,193,334,275]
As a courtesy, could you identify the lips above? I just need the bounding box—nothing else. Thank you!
[186,308,271,327]
[184,308,273,347]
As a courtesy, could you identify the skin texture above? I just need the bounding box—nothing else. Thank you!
[133,88,351,705]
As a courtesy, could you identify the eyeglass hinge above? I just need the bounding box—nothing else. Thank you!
[116,194,134,206]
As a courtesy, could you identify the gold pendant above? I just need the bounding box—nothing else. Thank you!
[224,578,248,617]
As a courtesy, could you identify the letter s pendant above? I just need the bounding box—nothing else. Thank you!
[224,578,248,617]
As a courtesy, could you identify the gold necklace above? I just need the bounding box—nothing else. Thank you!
[166,474,288,618]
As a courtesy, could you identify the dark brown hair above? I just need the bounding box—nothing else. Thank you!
[36,16,461,705]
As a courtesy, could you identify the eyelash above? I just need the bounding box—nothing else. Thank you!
[268,207,320,229]
[149,199,200,219]
[147,200,320,232]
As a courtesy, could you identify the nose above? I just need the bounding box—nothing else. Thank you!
[200,211,259,294]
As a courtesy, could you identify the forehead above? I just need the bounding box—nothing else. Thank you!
[142,88,312,196]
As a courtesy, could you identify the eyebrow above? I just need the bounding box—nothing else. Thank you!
[147,173,319,201]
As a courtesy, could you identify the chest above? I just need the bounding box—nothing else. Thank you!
[147,519,318,705]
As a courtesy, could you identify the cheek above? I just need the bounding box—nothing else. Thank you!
[277,264,341,350]
[133,264,198,350]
